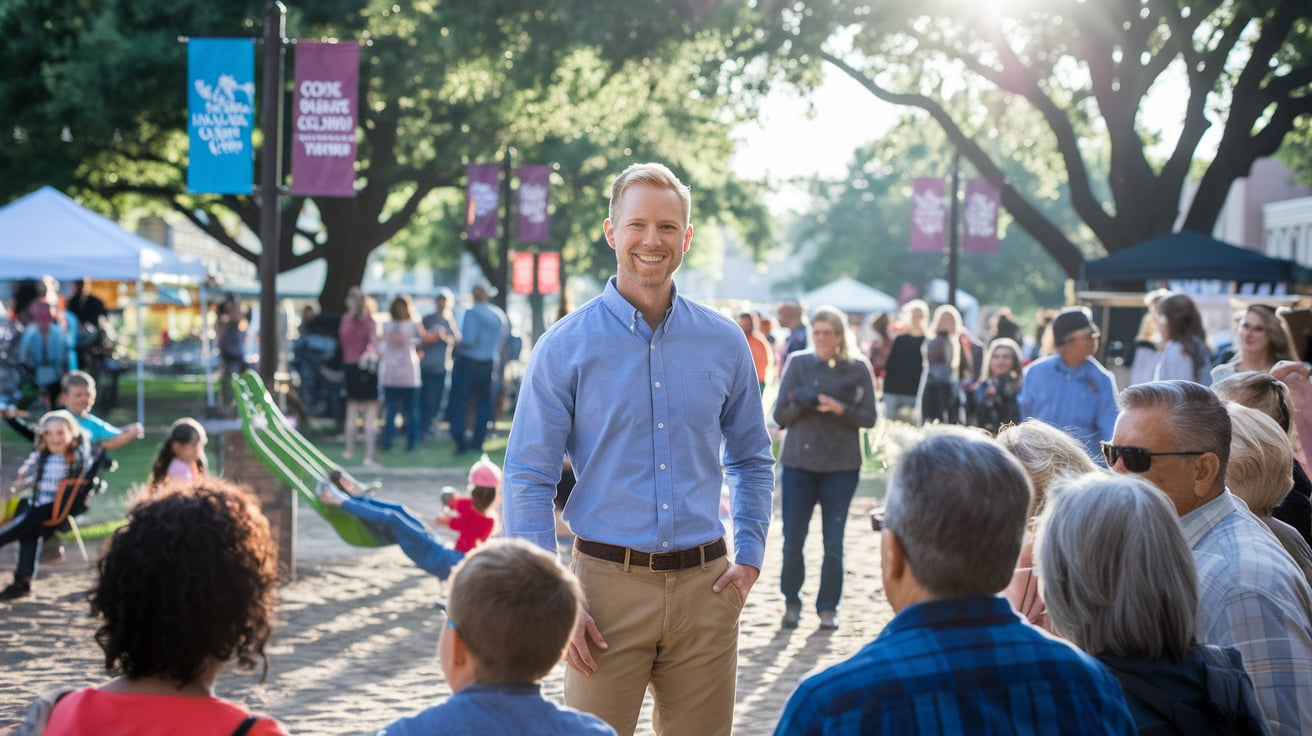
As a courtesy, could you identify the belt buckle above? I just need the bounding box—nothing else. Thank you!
[648,551,679,572]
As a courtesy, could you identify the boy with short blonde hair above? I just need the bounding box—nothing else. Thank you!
[377,538,615,735]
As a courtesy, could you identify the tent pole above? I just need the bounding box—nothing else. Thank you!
[200,284,214,408]
[136,280,145,424]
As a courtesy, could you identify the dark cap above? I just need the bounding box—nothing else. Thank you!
[1052,307,1097,346]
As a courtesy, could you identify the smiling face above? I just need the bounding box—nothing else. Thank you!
[1238,307,1272,359]
[989,346,1017,379]
[604,183,692,298]
[42,418,74,455]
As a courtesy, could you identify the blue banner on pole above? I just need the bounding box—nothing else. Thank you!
[187,38,255,194]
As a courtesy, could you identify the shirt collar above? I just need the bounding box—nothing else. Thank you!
[600,276,679,335]
[881,595,1019,638]
[1179,488,1239,548]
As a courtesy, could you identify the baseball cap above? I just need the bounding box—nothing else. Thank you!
[1052,307,1098,346]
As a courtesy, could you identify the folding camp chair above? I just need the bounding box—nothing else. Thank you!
[42,449,114,561]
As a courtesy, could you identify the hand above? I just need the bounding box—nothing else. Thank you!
[125,422,145,439]
[564,603,608,676]
[816,394,845,415]
[1271,360,1312,388]
[712,562,760,603]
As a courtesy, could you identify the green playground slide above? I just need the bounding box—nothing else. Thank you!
[232,371,391,548]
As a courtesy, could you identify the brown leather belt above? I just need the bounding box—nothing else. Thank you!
[576,537,727,572]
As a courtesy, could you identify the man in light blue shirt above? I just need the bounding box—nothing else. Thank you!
[447,283,508,454]
[1018,306,1118,461]
[503,162,774,736]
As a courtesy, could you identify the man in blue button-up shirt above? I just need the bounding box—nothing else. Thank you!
[504,162,775,736]
[1018,306,1119,462]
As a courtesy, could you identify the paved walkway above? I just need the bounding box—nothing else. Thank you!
[0,472,893,735]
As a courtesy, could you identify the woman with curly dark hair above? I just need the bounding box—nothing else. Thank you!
[35,479,287,735]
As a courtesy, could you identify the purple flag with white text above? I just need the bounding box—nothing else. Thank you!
[466,164,500,240]
[962,178,1001,254]
[516,165,551,243]
[291,42,359,197]
[909,177,946,253]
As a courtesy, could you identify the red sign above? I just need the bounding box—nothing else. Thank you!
[538,252,560,294]
[511,251,534,294]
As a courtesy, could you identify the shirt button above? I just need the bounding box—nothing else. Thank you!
[650,345,655,350]
[658,422,664,429]
[662,503,669,510]
[655,381,661,388]
[660,464,666,470]
[662,541,669,548]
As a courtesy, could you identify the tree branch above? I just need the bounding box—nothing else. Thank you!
[819,49,1086,276]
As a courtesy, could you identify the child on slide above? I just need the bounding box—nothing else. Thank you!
[317,455,501,580]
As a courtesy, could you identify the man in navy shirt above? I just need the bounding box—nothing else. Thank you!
[776,427,1135,735]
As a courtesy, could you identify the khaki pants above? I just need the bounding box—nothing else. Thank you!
[566,548,744,736]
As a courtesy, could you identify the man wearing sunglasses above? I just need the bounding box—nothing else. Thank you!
[1017,306,1118,462]
[1111,380,1312,734]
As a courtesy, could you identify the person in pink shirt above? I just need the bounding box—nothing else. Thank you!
[149,418,208,487]
[340,286,381,466]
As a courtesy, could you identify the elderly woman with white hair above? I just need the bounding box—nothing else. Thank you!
[1037,473,1267,734]
[1226,403,1312,584]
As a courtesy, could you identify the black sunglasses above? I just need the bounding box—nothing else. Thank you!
[1100,442,1208,473]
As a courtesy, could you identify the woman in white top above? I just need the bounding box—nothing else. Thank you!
[1211,304,1296,383]
[379,295,425,453]
[1153,293,1211,385]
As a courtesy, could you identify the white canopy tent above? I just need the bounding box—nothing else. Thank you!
[804,277,898,315]
[0,186,210,421]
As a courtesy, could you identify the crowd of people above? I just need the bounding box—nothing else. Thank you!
[296,282,513,466]
[9,160,1312,736]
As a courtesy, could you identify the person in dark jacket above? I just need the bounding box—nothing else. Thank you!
[773,306,878,630]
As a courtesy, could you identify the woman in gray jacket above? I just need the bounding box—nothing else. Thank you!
[774,305,878,630]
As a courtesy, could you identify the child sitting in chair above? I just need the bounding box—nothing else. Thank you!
[376,538,615,735]
[0,410,87,601]
[318,453,504,580]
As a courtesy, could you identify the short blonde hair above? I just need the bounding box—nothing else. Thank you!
[996,419,1099,521]
[1226,402,1293,516]
[608,162,691,226]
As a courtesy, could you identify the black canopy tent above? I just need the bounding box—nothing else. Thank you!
[1081,230,1312,287]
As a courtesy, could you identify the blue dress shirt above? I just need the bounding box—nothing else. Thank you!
[376,682,616,735]
[1017,354,1119,462]
[775,596,1137,735]
[455,301,508,362]
[503,277,776,568]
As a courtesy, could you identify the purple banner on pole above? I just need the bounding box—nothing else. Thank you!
[465,164,500,240]
[909,177,946,253]
[516,165,551,243]
[290,42,359,197]
[962,178,1001,254]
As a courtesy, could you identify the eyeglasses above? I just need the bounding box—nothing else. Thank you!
[1100,442,1208,473]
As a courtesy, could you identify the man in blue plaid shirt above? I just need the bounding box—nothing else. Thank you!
[775,427,1135,735]
[1112,380,1312,735]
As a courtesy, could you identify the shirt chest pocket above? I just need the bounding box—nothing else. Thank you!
[680,371,724,436]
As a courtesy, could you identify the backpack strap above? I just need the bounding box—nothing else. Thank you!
[1107,665,1214,735]
[231,715,261,736]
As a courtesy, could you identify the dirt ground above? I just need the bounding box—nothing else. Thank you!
[0,468,893,735]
